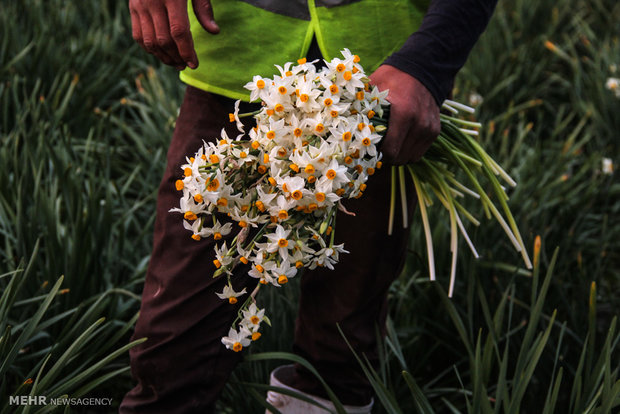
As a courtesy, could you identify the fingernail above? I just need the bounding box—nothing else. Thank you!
[187,61,197,70]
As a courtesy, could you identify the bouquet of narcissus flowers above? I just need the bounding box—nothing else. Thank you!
[172,49,531,352]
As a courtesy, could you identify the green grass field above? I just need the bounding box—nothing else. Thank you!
[1,0,618,412]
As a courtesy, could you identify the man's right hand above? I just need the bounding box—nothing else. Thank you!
[129,0,220,70]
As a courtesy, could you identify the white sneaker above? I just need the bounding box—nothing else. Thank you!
[265,365,373,414]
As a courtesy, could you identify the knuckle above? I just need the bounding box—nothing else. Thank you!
[156,35,173,49]
[179,50,194,61]
[169,23,189,39]
[142,39,155,50]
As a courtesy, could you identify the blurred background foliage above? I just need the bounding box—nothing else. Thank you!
[0,0,618,412]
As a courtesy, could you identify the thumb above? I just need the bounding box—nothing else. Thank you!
[192,0,220,34]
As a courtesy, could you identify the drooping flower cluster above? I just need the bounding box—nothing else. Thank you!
[171,50,389,352]
[172,49,533,353]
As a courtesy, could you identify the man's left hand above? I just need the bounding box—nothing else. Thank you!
[369,65,441,165]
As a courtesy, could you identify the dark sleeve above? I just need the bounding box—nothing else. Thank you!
[382,0,498,105]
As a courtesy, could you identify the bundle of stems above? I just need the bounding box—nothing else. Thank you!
[375,100,532,296]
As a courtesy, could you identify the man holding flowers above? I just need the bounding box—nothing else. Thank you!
[121,0,497,412]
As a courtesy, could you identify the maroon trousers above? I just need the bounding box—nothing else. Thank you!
[119,85,415,413]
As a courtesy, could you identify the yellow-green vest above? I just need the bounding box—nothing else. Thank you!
[180,0,429,101]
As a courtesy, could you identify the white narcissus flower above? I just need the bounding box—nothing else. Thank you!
[317,159,350,191]
[314,179,341,207]
[290,243,315,269]
[268,260,298,286]
[236,243,253,265]
[204,221,233,241]
[241,303,265,327]
[264,225,294,261]
[256,185,278,211]
[285,113,307,145]
[216,284,247,304]
[213,242,234,270]
[228,207,266,228]
[244,75,269,101]
[310,244,349,270]
[221,327,252,352]
[182,218,210,241]
[258,117,287,144]
[365,86,390,116]
[247,256,276,283]
[276,176,306,201]
[353,124,382,157]
[274,62,294,78]
[606,77,620,98]
[229,100,245,133]
[267,195,296,221]
[295,79,322,113]
[169,196,206,223]
[231,146,257,164]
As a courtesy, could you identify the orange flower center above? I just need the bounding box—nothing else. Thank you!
[206,178,220,191]
[292,190,303,200]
